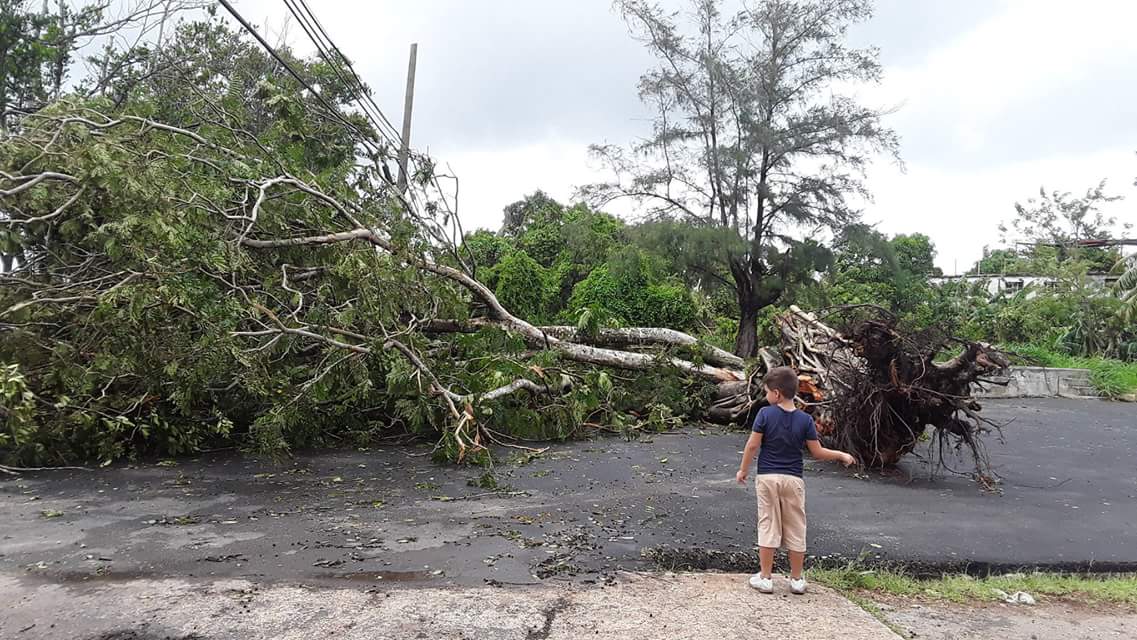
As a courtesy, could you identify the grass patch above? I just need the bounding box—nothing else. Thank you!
[812,567,1137,606]
[1002,343,1137,398]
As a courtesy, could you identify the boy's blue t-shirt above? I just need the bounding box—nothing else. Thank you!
[752,405,818,478]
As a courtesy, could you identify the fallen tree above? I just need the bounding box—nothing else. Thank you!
[0,106,1007,477]
[780,306,1009,487]
[0,19,1006,477]
[0,99,740,464]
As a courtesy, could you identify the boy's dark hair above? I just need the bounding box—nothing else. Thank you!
[763,366,799,399]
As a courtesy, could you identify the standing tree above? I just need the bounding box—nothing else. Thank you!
[998,181,1130,273]
[582,0,898,356]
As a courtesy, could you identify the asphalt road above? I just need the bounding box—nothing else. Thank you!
[2,398,1134,592]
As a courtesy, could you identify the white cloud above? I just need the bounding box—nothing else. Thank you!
[434,140,605,232]
[873,0,1137,127]
[855,0,1137,271]
[867,147,1136,274]
[222,0,1136,274]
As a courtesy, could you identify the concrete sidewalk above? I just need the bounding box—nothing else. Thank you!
[0,572,895,640]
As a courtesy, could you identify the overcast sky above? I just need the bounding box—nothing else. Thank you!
[233,0,1136,273]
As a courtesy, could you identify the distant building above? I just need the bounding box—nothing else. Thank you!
[930,273,1120,297]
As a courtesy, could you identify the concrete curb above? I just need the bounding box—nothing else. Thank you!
[974,366,1099,399]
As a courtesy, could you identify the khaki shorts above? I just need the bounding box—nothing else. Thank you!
[755,474,807,552]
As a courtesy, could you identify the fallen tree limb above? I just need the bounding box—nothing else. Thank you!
[534,326,744,369]
[0,464,92,476]
[242,231,743,383]
[423,320,743,368]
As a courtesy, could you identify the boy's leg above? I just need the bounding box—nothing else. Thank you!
[759,546,776,577]
[755,475,782,578]
[778,476,808,579]
[788,550,805,579]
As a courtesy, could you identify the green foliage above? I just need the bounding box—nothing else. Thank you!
[816,225,942,329]
[476,194,627,322]
[574,305,618,337]
[501,190,563,237]
[567,249,698,330]
[970,248,1028,275]
[703,316,739,353]
[517,219,564,267]
[891,233,941,276]
[493,250,548,321]
[1114,255,1137,323]
[0,364,37,454]
[473,360,706,446]
[971,245,1119,276]
[0,17,445,465]
[639,281,699,330]
[627,221,745,293]
[460,229,511,289]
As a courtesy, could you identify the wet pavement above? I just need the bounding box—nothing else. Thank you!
[2,397,1135,594]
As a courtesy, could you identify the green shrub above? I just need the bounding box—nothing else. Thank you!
[640,282,698,329]
[494,250,549,321]
[567,262,698,331]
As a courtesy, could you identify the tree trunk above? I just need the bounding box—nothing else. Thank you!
[536,325,744,369]
[734,294,760,359]
[728,256,760,358]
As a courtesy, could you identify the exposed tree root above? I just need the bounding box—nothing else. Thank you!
[709,305,1009,486]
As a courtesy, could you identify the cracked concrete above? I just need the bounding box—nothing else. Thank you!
[0,572,896,640]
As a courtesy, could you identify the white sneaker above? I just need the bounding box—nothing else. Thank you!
[748,574,774,593]
[789,577,807,595]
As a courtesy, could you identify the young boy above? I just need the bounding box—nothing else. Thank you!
[735,366,856,594]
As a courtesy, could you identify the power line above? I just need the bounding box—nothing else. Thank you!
[282,0,426,204]
[288,0,404,141]
[283,0,404,144]
[280,0,398,145]
[215,0,382,156]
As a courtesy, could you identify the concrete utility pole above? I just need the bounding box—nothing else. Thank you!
[397,43,418,193]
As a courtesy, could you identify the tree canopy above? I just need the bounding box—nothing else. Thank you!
[583,0,898,356]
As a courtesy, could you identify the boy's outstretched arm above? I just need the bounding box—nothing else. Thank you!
[806,439,856,466]
[736,431,762,483]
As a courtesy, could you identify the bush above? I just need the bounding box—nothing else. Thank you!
[567,259,699,331]
[493,250,549,322]
[640,282,698,329]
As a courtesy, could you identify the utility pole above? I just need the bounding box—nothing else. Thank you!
[397,43,418,193]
